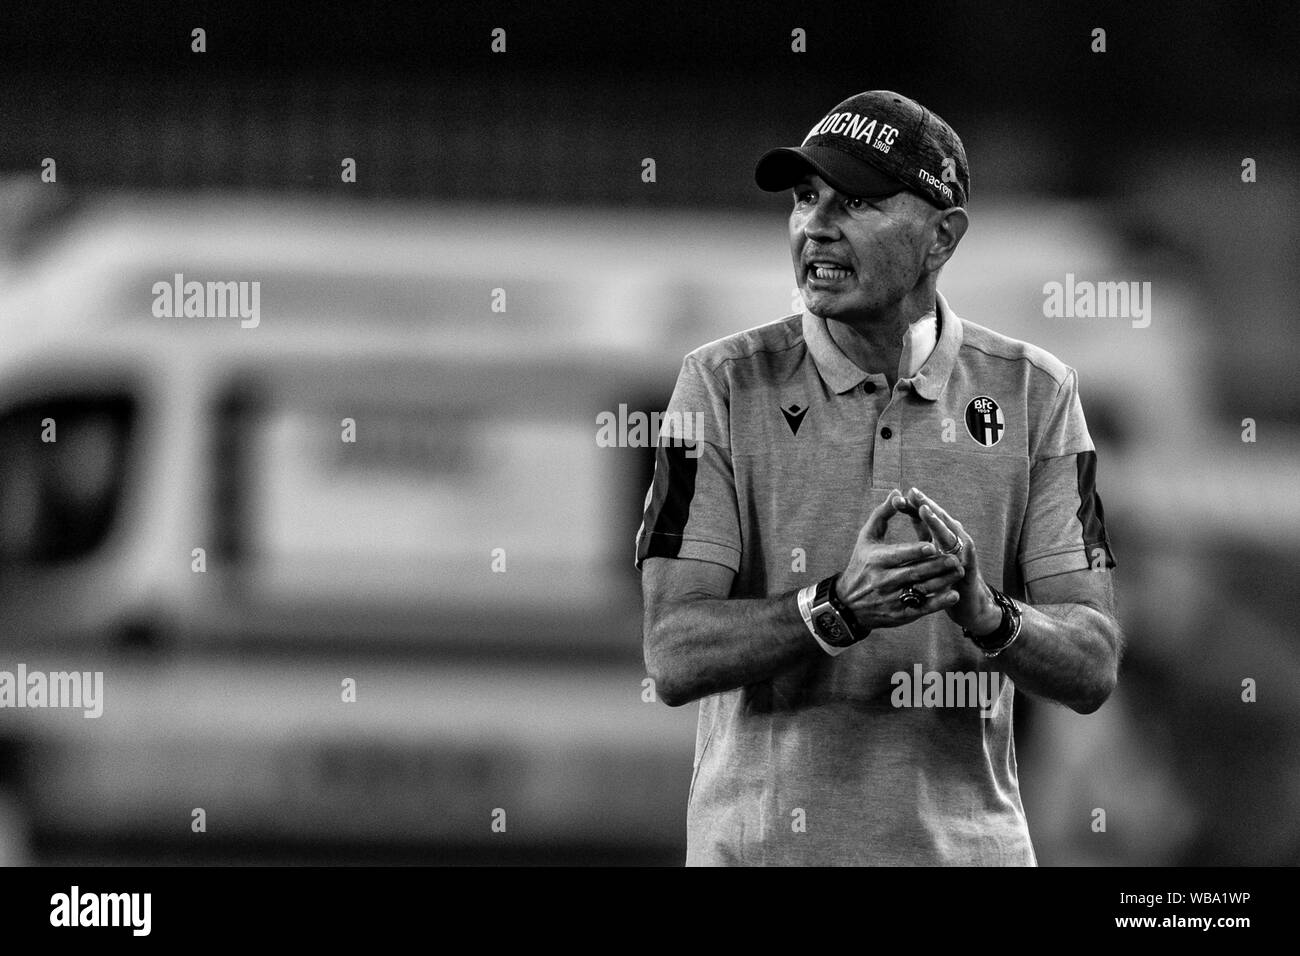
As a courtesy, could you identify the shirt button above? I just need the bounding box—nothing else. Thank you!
[880,427,893,439]
[863,382,877,394]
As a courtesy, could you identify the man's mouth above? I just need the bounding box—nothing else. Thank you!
[807,261,854,281]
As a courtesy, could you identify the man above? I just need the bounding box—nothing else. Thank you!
[634,90,1121,866]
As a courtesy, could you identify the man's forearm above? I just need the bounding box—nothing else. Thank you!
[645,589,823,706]
[993,601,1121,714]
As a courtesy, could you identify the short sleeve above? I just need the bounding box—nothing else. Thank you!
[1019,367,1117,584]
[634,355,742,573]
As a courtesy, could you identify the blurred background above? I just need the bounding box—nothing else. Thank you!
[0,0,1296,865]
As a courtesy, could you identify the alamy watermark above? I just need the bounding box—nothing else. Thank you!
[1043,273,1151,328]
[891,664,1005,718]
[0,664,104,718]
[152,272,260,328]
[50,886,150,936]
[595,404,704,458]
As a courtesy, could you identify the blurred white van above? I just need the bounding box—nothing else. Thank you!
[0,193,704,863]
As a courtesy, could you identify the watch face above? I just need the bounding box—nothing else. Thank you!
[815,611,851,646]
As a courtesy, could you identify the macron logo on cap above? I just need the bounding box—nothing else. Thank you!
[917,168,954,202]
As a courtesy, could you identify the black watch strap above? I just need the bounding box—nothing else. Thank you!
[820,574,862,636]
[810,574,866,647]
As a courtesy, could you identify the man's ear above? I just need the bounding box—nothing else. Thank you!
[927,206,969,272]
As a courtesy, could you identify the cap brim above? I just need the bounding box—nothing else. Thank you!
[755,145,905,197]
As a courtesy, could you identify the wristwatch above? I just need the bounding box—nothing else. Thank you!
[963,587,1023,656]
[798,573,868,656]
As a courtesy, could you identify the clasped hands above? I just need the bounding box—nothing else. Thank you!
[835,487,1002,634]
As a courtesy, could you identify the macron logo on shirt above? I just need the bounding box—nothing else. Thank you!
[781,402,809,436]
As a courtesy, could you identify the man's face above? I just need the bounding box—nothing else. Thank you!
[789,173,937,322]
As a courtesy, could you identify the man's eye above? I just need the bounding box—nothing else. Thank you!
[793,190,816,204]
[845,197,872,211]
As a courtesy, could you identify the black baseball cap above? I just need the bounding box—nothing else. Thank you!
[755,90,970,208]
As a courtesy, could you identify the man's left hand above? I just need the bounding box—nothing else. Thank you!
[892,487,1002,636]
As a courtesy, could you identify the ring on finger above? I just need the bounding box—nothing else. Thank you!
[899,586,927,609]
[939,538,964,558]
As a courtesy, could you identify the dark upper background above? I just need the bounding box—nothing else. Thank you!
[1,0,1294,201]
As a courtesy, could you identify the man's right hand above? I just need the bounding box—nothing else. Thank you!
[835,489,964,629]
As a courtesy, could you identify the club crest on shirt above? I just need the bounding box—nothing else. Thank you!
[964,396,1004,447]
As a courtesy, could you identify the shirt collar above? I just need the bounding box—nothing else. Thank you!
[898,310,938,379]
[802,290,963,401]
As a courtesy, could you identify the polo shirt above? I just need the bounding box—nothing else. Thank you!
[634,291,1116,866]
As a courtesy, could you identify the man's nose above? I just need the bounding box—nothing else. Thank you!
[802,197,841,241]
